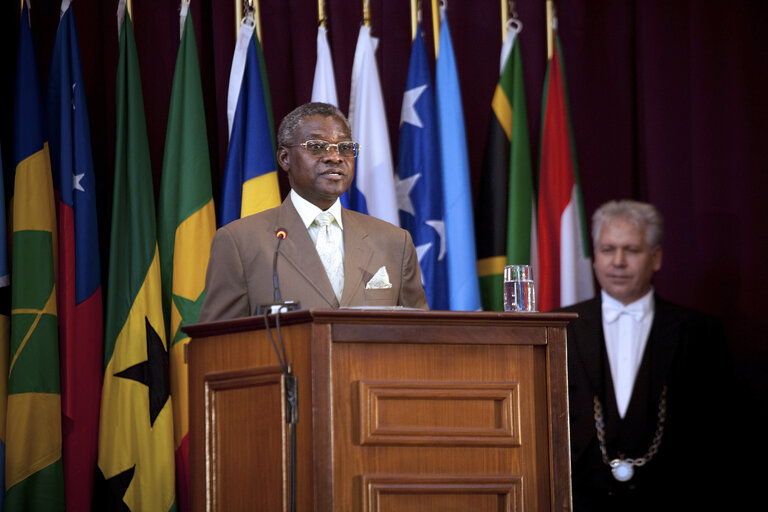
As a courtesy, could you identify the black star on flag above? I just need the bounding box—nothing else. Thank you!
[95,465,135,511]
[115,317,170,426]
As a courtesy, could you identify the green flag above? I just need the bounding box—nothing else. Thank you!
[475,27,536,310]
[96,11,176,512]
[157,10,216,512]
[6,4,64,510]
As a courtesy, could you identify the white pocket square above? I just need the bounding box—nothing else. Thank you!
[366,266,392,289]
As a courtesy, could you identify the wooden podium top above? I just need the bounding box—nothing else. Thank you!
[183,308,578,340]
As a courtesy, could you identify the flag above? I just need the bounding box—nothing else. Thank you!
[7,3,64,510]
[475,24,537,311]
[220,17,280,227]
[96,6,176,511]
[311,24,338,106]
[226,16,253,138]
[435,12,481,311]
[396,25,448,310]
[46,2,103,510]
[0,142,8,512]
[157,6,215,512]
[348,24,399,226]
[537,32,594,311]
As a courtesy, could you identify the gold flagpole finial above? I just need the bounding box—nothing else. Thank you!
[410,0,418,41]
[363,0,371,28]
[546,0,555,60]
[318,0,326,26]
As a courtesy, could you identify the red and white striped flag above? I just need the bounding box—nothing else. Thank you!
[537,32,594,311]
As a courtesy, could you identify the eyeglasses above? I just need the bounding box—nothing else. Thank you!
[286,139,360,158]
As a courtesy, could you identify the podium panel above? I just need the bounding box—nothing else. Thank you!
[184,309,575,512]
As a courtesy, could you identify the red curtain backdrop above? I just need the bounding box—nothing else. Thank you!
[2,0,766,420]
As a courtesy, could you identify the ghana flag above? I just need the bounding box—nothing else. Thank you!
[96,7,176,511]
[7,3,64,510]
[157,6,215,512]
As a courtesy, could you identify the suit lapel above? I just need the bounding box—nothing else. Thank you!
[339,210,374,307]
[645,295,680,399]
[275,197,338,306]
[573,298,606,396]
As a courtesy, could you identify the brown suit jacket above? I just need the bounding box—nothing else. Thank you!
[198,195,428,322]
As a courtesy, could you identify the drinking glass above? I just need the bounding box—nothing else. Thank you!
[503,265,536,312]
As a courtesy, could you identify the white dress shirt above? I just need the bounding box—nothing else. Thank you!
[291,189,345,242]
[601,289,655,418]
[291,190,345,299]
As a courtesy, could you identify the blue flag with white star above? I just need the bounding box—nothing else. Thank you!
[396,25,448,310]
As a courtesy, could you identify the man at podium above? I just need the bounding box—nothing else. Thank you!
[560,199,732,511]
[199,102,427,322]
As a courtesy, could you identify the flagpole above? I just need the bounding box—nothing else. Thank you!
[501,0,509,42]
[235,0,241,36]
[363,0,371,27]
[431,0,440,56]
[127,0,132,18]
[546,0,554,60]
[410,0,417,41]
[318,0,325,26]
[254,0,262,46]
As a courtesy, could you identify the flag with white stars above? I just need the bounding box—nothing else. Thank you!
[396,24,448,310]
[47,2,104,510]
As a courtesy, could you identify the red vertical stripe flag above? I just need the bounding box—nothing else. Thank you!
[537,32,594,311]
[47,3,103,510]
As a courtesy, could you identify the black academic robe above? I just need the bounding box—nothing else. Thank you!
[561,295,734,511]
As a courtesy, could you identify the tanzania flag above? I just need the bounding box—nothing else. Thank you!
[47,4,103,510]
[476,25,536,311]
[537,32,594,311]
[96,9,176,512]
[7,4,64,510]
[157,7,215,512]
[219,23,280,227]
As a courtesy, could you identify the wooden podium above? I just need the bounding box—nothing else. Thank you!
[184,309,575,512]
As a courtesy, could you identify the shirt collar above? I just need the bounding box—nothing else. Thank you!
[291,189,344,230]
[601,288,654,322]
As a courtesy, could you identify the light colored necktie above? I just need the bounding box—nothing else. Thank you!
[314,211,344,301]
[602,301,644,323]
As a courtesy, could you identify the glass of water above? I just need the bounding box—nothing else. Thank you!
[503,265,536,312]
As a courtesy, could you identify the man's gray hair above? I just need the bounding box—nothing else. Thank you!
[591,199,664,247]
[277,102,350,147]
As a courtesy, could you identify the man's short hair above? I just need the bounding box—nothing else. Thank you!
[277,102,350,147]
[592,199,664,247]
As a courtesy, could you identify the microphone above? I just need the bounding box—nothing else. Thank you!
[256,228,300,315]
[273,228,287,303]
